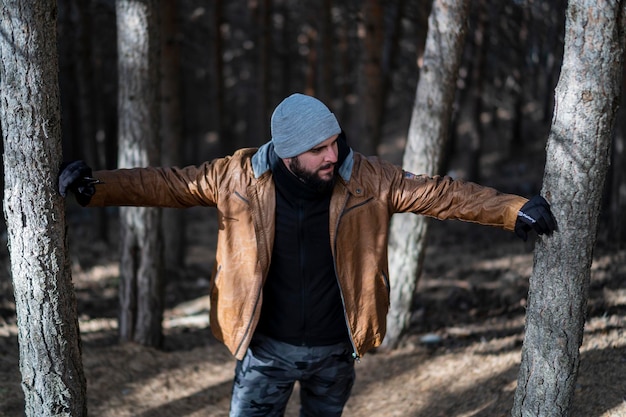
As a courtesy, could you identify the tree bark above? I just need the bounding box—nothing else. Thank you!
[160,0,186,272]
[383,0,470,349]
[512,1,626,415]
[116,0,165,348]
[0,1,87,415]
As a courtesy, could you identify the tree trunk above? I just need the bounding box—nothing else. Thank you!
[0,1,87,415]
[72,0,112,242]
[355,0,385,155]
[383,0,470,349]
[316,0,334,105]
[512,1,626,415]
[540,0,568,124]
[91,0,118,172]
[57,0,82,161]
[462,0,488,182]
[160,0,186,272]
[116,0,165,348]
[303,23,319,97]
[211,0,227,153]
[336,11,353,123]
[378,0,406,135]
[278,4,295,103]
[71,0,98,167]
[245,0,271,147]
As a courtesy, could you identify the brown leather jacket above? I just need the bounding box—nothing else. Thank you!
[89,143,527,359]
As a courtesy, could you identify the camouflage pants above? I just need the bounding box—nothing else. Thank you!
[229,334,356,416]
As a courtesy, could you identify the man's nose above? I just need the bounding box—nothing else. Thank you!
[325,145,338,163]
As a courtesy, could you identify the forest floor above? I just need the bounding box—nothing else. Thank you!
[1,135,626,416]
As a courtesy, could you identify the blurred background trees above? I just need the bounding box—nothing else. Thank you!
[57,0,570,172]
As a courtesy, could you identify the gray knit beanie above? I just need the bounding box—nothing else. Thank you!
[271,93,341,158]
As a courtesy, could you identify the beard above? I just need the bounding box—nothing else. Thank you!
[288,157,336,194]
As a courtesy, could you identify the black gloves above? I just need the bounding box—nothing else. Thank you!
[58,160,98,206]
[515,195,557,241]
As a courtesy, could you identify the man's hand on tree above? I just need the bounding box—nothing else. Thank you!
[58,160,99,206]
[515,195,557,241]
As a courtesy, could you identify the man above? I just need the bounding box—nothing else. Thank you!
[59,93,555,416]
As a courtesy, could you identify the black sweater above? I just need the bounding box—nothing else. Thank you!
[255,143,350,346]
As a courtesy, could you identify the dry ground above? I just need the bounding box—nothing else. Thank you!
[1,210,625,416]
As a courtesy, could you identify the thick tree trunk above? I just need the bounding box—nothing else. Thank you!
[383,0,470,349]
[512,1,626,416]
[116,0,165,347]
[0,1,87,415]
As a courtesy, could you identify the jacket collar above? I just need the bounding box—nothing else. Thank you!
[251,140,354,182]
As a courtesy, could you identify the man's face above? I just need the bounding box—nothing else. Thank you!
[284,134,339,191]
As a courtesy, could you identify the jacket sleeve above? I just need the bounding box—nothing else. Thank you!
[390,169,527,232]
[87,157,235,208]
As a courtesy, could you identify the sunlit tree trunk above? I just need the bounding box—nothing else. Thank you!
[0,1,87,415]
[512,1,626,415]
[116,0,165,348]
[383,0,470,349]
